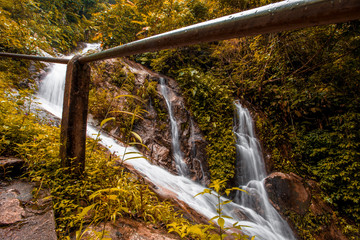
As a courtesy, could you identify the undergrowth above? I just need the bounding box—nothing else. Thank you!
[0,77,256,239]
[0,78,200,239]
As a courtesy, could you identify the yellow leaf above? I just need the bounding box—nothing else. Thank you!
[217,217,225,229]
[107,195,118,200]
[131,131,142,143]
[100,117,115,127]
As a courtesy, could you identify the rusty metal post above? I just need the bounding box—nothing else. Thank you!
[60,55,90,176]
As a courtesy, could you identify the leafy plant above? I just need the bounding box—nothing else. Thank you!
[195,179,253,240]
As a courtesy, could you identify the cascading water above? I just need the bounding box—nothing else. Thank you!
[189,119,206,184]
[233,103,266,184]
[36,43,101,117]
[35,45,295,240]
[159,77,189,176]
[38,63,68,108]
[233,101,295,240]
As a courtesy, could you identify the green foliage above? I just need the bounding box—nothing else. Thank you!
[286,210,332,240]
[175,68,236,182]
[89,60,146,141]
[0,0,88,54]
[167,220,215,239]
[217,0,279,13]
[0,0,106,89]
[92,0,220,48]
[0,77,195,239]
[296,113,360,222]
[166,179,254,240]
[92,0,143,47]
[83,175,178,225]
[211,22,360,237]
[0,80,40,156]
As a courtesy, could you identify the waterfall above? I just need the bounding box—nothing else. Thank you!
[38,63,68,107]
[233,101,295,240]
[159,77,189,176]
[234,101,267,184]
[189,119,206,184]
[35,45,296,240]
[36,43,101,117]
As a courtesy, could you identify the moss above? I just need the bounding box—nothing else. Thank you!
[152,95,168,122]
[287,210,332,240]
[174,68,236,183]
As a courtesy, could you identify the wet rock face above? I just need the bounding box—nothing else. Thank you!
[90,58,209,184]
[121,59,210,185]
[264,172,311,215]
[264,172,348,240]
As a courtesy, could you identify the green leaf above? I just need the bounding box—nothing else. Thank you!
[124,151,140,155]
[77,204,95,219]
[229,187,247,194]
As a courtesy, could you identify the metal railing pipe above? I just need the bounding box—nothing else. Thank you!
[79,0,360,63]
[0,52,69,64]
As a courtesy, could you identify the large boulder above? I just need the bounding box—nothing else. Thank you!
[264,172,348,240]
[264,172,311,215]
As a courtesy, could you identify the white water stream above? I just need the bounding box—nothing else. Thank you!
[35,44,295,240]
[233,101,295,239]
[159,77,189,176]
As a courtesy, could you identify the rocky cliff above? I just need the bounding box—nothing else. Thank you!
[90,58,210,185]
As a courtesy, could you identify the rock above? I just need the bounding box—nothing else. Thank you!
[0,198,25,225]
[0,157,25,178]
[79,218,177,240]
[32,107,61,127]
[92,58,210,184]
[231,208,250,222]
[264,173,349,240]
[314,224,348,240]
[264,172,311,215]
[0,180,57,240]
[138,73,209,184]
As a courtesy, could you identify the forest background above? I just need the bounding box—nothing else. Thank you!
[0,0,359,239]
